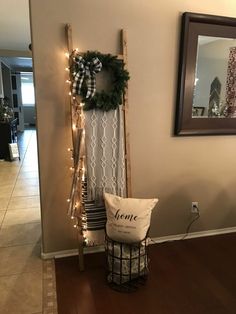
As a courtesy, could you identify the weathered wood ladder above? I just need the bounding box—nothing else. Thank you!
[65,24,131,270]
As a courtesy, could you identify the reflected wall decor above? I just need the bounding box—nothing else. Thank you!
[175,12,236,135]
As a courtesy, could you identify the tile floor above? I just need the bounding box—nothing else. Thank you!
[0,129,42,314]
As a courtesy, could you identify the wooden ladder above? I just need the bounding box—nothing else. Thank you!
[65,24,131,271]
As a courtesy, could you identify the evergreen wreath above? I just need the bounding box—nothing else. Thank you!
[73,51,130,111]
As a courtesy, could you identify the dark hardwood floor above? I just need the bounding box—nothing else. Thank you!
[55,233,236,314]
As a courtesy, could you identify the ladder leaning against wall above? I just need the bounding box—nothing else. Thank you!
[65,24,131,270]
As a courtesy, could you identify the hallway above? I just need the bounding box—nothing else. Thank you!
[0,129,42,313]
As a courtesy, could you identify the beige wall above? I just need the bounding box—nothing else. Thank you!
[30,0,236,253]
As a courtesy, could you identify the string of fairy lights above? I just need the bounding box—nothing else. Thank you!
[65,49,88,245]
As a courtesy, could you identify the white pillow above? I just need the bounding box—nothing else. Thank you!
[104,193,158,243]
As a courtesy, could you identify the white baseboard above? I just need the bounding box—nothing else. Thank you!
[150,226,236,243]
[41,226,236,260]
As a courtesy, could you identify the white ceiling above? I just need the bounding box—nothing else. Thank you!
[0,0,31,51]
[199,35,235,46]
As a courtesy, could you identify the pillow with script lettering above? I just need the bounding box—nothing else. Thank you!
[104,193,158,243]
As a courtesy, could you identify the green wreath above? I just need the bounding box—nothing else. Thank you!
[73,51,130,111]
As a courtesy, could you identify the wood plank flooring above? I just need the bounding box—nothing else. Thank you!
[55,233,236,314]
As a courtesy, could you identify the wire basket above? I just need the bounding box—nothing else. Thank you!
[105,233,149,292]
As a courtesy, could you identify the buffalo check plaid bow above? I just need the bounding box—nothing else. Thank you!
[72,55,102,98]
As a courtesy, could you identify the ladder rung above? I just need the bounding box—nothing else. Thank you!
[117,54,124,60]
[72,50,124,60]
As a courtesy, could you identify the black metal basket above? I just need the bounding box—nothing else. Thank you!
[105,233,149,292]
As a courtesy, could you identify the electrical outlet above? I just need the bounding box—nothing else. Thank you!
[191,202,199,213]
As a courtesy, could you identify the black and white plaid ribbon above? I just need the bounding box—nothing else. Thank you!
[72,55,102,98]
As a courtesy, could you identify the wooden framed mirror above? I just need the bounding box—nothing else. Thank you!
[175,12,236,135]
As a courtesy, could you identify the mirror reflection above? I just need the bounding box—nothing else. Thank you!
[192,35,236,118]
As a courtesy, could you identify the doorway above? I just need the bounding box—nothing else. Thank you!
[1,56,35,132]
[0,55,42,312]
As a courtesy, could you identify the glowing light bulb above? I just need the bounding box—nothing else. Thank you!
[71,216,74,219]
[70,167,74,171]
[67,199,71,203]
[65,67,69,71]
[68,92,72,96]
[66,80,71,84]
[67,148,72,152]
[73,224,77,228]
[65,52,69,59]
[72,124,76,130]
[81,165,85,181]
